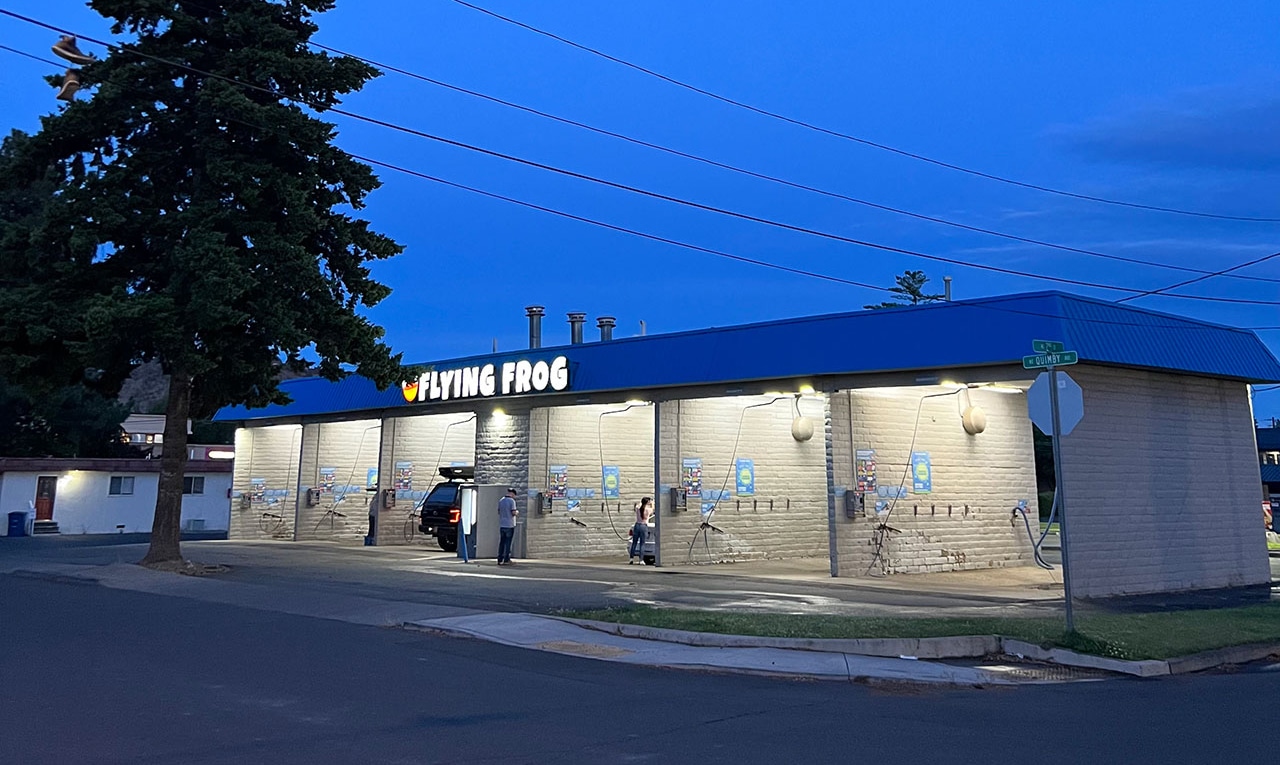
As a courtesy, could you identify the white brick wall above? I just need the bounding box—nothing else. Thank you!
[829,386,1039,576]
[296,419,381,543]
[229,424,302,541]
[659,395,829,566]
[1057,365,1269,597]
[375,413,478,546]
[527,404,656,560]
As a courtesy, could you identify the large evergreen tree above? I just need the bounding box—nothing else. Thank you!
[0,0,405,563]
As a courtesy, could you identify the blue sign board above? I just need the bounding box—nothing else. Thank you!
[735,458,755,497]
[911,452,932,494]
[601,466,621,499]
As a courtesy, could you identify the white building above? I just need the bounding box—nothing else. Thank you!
[0,453,233,536]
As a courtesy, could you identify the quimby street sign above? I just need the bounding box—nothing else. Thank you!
[1023,339,1080,632]
[1022,350,1078,369]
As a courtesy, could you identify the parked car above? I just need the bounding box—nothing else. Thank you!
[417,466,474,552]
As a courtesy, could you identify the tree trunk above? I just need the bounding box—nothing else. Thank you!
[140,371,192,565]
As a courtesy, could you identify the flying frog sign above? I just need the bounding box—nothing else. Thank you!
[401,356,570,403]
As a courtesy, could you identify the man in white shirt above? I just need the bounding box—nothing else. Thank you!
[497,488,519,565]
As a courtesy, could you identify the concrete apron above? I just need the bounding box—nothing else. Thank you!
[447,551,1067,606]
[274,536,1067,605]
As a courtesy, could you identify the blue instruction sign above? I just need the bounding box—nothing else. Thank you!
[602,466,620,499]
[735,458,755,497]
[911,452,932,494]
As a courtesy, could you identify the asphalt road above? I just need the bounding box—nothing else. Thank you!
[1,574,1277,764]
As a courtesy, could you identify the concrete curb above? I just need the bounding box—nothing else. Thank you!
[999,639,1169,677]
[1165,643,1280,674]
[550,617,1280,677]
[404,613,1023,686]
[553,616,999,658]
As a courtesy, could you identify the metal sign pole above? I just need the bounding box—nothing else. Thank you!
[1048,365,1076,632]
[653,400,663,567]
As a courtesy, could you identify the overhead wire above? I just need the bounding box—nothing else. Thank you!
[3,37,1278,335]
[446,0,1280,224]
[3,8,1278,306]
[0,41,58,66]
[308,40,1280,287]
[1117,248,1280,303]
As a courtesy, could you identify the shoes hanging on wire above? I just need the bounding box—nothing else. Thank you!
[52,35,95,65]
[55,69,81,102]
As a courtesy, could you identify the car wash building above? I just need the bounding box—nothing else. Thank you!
[213,292,1280,599]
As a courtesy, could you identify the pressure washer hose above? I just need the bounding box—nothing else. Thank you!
[1014,489,1058,570]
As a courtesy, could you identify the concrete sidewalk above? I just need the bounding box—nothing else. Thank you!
[405,611,1057,685]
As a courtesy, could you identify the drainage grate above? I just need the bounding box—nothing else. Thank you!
[974,660,1116,682]
[534,640,634,659]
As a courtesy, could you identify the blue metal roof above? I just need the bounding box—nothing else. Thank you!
[215,291,1280,422]
[1258,428,1280,452]
[1261,464,1280,485]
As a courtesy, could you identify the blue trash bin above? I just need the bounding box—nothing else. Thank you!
[7,511,27,537]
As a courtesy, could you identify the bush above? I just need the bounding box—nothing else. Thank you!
[1038,491,1056,520]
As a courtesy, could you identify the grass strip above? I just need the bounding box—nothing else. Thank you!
[561,603,1280,661]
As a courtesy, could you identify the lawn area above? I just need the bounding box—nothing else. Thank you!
[561,603,1280,661]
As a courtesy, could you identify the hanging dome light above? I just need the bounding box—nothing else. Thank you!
[790,395,814,441]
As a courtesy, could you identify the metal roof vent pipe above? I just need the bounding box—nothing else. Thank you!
[526,305,545,349]
[567,312,586,344]
[596,316,616,342]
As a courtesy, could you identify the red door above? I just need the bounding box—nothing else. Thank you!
[34,476,57,521]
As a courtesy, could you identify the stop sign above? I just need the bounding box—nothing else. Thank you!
[1027,371,1084,436]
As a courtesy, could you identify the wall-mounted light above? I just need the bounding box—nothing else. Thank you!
[207,449,235,460]
[961,405,987,435]
[790,395,815,442]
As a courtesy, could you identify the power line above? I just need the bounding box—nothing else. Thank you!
[3,9,1277,307]
[0,41,61,67]
[446,0,1280,224]
[2,43,1276,339]
[334,155,1280,335]
[310,40,1280,288]
[1118,249,1280,303]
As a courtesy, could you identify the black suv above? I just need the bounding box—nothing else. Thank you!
[417,465,473,552]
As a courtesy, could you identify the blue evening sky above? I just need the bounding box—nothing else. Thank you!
[2,1,1278,418]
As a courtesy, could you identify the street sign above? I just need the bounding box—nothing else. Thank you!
[1022,351,1078,369]
[1027,371,1083,436]
[1024,337,1081,632]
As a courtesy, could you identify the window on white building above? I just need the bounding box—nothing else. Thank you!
[183,476,205,495]
[108,476,135,496]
